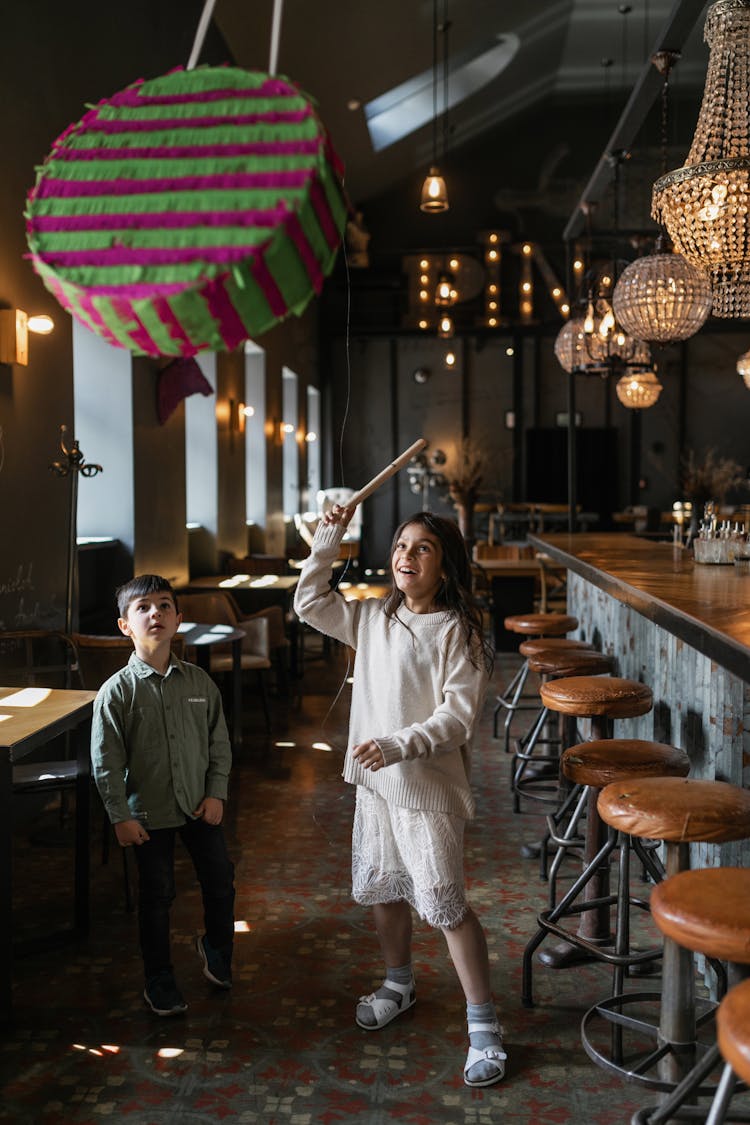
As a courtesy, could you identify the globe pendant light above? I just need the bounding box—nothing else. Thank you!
[613,235,713,343]
[738,347,750,387]
[615,368,664,409]
[652,1,750,318]
[613,52,712,342]
[554,316,587,373]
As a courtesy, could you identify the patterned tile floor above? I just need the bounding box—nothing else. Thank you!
[2,648,745,1123]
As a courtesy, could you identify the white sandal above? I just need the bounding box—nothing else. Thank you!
[355,977,416,1030]
[464,1021,507,1087]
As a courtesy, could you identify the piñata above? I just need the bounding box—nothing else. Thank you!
[25,66,347,357]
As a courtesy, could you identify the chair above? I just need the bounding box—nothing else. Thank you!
[177,591,272,732]
[224,596,292,697]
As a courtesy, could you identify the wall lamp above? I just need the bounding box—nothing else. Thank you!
[0,309,55,365]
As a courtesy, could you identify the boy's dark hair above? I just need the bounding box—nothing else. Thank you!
[382,512,493,673]
[116,574,178,618]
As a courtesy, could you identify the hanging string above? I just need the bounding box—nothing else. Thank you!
[268,0,284,76]
[187,0,217,70]
[441,4,450,166]
[431,0,439,165]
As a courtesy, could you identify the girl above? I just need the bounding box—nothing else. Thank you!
[294,506,506,1087]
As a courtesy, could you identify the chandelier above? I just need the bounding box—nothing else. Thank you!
[738,347,750,387]
[614,51,713,343]
[652,1,750,317]
[613,235,713,343]
[554,316,586,373]
[615,368,664,409]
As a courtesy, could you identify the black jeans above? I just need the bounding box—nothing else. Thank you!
[133,818,235,980]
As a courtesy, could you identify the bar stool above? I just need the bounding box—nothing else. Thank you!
[704,976,750,1125]
[521,728,687,1009]
[512,646,614,813]
[493,612,579,750]
[583,778,750,1100]
[629,867,750,1124]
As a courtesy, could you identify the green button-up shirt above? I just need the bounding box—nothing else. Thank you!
[91,652,231,829]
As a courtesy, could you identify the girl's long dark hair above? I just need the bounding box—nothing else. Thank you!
[383,512,494,673]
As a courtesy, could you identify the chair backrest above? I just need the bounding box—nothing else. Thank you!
[474,543,536,561]
[0,630,82,688]
[72,633,186,690]
[177,592,239,627]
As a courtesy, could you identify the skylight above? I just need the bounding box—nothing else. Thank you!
[364,33,520,151]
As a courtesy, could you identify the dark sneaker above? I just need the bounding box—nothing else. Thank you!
[144,971,187,1016]
[195,934,232,989]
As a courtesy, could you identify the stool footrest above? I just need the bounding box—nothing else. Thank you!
[581,992,719,1095]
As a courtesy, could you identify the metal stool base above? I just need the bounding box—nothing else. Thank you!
[581,990,718,1093]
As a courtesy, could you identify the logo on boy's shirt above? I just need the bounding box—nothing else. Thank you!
[187,697,207,704]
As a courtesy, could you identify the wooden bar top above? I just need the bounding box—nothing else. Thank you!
[527,532,750,683]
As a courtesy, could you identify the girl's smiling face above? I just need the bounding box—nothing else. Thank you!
[391,522,445,612]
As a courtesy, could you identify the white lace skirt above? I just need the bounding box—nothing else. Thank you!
[351,785,468,929]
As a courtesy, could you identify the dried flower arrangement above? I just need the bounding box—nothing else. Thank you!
[447,437,484,540]
[447,437,484,499]
[681,447,748,503]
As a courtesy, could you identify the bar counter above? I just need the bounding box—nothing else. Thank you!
[528,532,750,868]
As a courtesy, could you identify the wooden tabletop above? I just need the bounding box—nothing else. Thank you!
[187,574,299,592]
[528,532,750,682]
[0,686,97,756]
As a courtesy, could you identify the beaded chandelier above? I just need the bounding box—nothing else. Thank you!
[553,317,586,373]
[615,368,664,409]
[652,0,750,318]
[612,236,713,343]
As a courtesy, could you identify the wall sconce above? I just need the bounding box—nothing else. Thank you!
[0,309,56,365]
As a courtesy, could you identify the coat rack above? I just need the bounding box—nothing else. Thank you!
[49,425,103,634]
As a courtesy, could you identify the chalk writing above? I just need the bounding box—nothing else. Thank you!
[0,562,34,596]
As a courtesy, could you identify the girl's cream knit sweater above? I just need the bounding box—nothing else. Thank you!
[294,521,488,818]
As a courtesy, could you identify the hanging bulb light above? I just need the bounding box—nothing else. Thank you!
[435,270,456,305]
[438,313,455,338]
[419,0,449,213]
[652,3,750,317]
[737,348,750,387]
[615,368,663,409]
[420,168,449,213]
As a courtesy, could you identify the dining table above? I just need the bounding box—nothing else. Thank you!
[0,684,96,1022]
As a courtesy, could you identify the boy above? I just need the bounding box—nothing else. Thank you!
[91,574,235,1016]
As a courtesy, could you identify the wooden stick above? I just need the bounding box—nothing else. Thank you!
[345,438,428,509]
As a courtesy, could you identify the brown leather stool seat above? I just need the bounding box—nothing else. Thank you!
[518,637,592,658]
[494,614,580,748]
[563,740,691,790]
[540,675,653,721]
[528,648,614,679]
[505,612,579,636]
[522,736,688,1009]
[583,779,750,1105]
[512,649,614,813]
[706,976,750,1125]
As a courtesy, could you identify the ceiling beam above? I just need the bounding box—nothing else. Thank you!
[562,0,709,241]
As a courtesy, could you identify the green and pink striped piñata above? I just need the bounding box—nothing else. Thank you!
[25,66,347,357]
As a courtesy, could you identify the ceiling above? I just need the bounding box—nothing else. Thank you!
[215,0,712,219]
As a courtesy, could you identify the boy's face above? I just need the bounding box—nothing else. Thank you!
[118,591,181,654]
